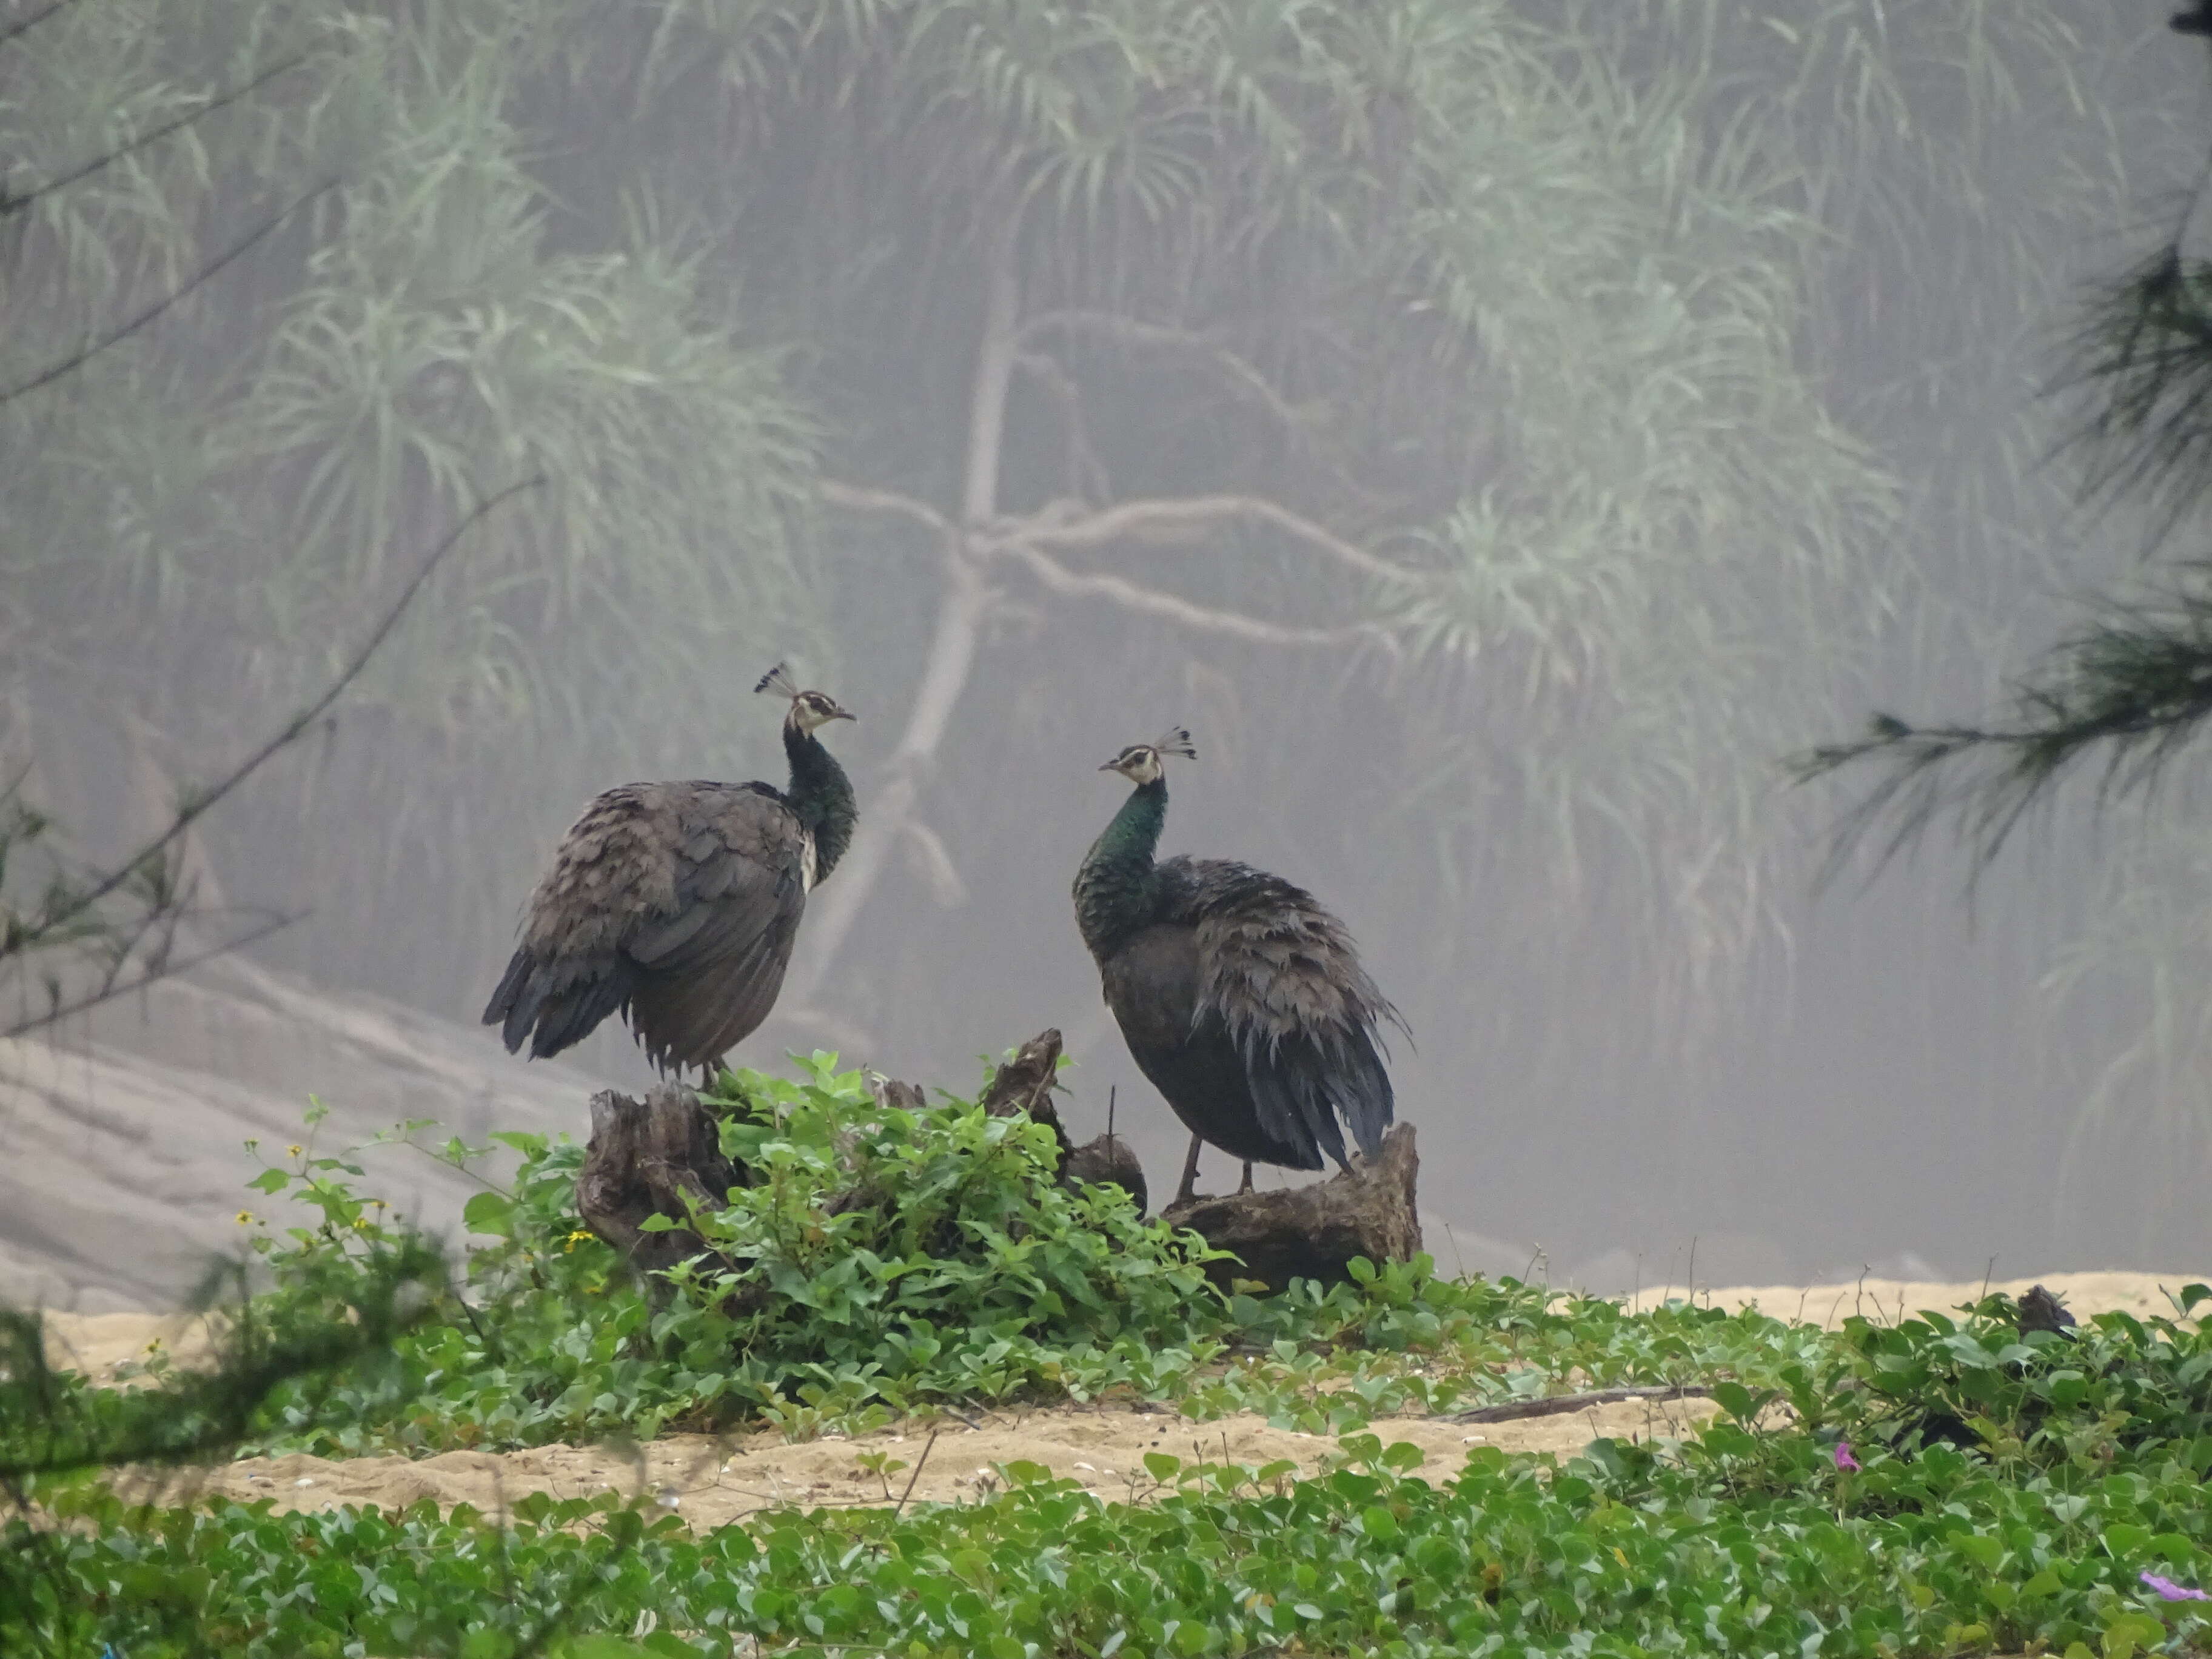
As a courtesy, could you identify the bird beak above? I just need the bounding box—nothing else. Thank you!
[836,709,857,722]
[1098,760,1118,771]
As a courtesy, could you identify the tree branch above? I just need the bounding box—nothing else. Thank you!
[3,910,297,1039]
[996,542,1383,650]
[817,479,954,541]
[987,493,1416,588]
[1,176,338,403]
[1019,309,1312,438]
[18,475,543,946]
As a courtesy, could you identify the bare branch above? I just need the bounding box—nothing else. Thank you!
[3,911,296,1039]
[1014,351,1111,503]
[987,493,1416,588]
[818,478,954,541]
[1,177,338,403]
[21,475,543,944]
[996,542,1383,651]
[1020,309,1310,437]
[1448,1385,1715,1425]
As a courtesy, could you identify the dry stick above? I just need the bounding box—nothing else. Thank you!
[893,1430,939,1518]
[1448,1386,1714,1426]
[6,910,293,1038]
[0,0,73,51]
[7,474,543,953]
[1,50,312,218]
[1,176,338,403]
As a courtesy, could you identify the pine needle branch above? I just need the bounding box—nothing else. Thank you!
[1790,565,2212,875]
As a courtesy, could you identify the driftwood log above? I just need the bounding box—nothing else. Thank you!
[1161,1122,1423,1292]
[574,1031,1418,1300]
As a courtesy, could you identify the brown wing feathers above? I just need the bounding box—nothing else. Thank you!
[483,780,808,1074]
[1180,859,1401,1168]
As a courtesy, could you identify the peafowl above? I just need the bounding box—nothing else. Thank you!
[1073,728,1403,1207]
[483,663,856,1078]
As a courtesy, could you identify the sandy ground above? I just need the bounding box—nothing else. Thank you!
[37,1269,2199,1529]
[1619,1270,2204,1328]
[101,1396,1723,1528]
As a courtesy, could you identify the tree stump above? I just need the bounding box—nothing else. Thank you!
[570,1036,1415,1305]
[575,1083,745,1281]
[1160,1122,1423,1291]
[1064,1133,1147,1217]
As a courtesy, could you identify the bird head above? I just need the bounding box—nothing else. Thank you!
[755,662,857,732]
[1099,726,1196,786]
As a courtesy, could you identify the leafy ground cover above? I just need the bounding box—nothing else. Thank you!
[16,1361,2212,1659]
[204,1057,1830,1454]
[7,1053,2211,1657]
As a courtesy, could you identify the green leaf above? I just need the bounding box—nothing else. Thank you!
[462,1191,515,1236]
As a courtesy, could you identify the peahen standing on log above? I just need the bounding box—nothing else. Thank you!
[483,664,856,1079]
[1073,728,1404,1208]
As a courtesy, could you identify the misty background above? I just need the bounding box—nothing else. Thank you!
[4,0,2208,1295]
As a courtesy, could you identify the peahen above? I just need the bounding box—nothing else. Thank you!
[1073,728,1403,1207]
[482,663,856,1078]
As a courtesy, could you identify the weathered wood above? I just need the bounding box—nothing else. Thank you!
[1160,1122,1423,1291]
[979,1028,1072,1165]
[1448,1386,1714,1425]
[576,1083,744,1279]
[1064,1133,1147,1216]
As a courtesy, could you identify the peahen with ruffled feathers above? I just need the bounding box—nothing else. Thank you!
[483,664,856,1078]
[1073,728,1404,1208]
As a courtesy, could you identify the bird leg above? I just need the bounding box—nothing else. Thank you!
[1173,1131,1204,1208]
[1238,1161,1255,1195]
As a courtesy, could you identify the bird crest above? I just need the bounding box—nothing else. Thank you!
[1152,727,1196,761]
[754,662,801,699]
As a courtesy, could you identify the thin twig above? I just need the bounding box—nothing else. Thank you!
[4,910,297,1039]
[13,475,542,946]
[1446,1385,1714,1425]
[893,1429,938,1518]
[0,0,73,52]
[2,177,339,403]
[1,52,312,218]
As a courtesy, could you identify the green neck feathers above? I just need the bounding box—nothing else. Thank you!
[1074,779,1167,958]
[783,718,856,881]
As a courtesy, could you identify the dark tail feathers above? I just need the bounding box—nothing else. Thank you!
[482,948,635,1060]
[1242,1027,1394,1173]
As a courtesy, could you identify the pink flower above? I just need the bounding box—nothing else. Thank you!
[2142,1571,2212,1603]
[1832,1441,1860,1473]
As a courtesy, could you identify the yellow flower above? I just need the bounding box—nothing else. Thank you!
[144,1339,162,1354]
[563,1228,594,1253]
[351,1216,373,1231]
[235,1210,255,1225]
[287,1144,304,1158]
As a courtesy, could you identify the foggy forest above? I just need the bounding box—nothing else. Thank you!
[7,0,2211,1292]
